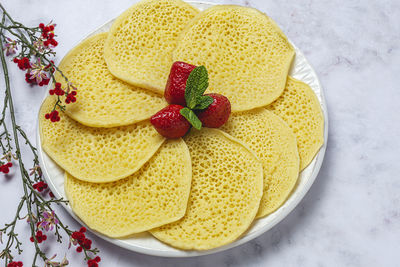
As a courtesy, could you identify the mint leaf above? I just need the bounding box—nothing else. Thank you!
[193,95,214,110]
[180,107,202,130]
[185,66,209,109]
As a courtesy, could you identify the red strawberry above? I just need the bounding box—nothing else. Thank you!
[196,93,231,128]
[164,61,196,106]
[150,105,191,138]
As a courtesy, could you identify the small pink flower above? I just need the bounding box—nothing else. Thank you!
[44,254,69,267]
[25,213,37,224]
[66,82,77,94]
[3,37,17,56]
[68,237,78,249]
[38,210,59,231]
[29,58,48,84]
[60,255,69,267]
[33,39,46,54]
[29,165,42,177]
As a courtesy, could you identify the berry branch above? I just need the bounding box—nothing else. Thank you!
[0,4,100,267]
[0,3,77,123]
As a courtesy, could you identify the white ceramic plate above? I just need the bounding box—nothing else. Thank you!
[36,1,328,257]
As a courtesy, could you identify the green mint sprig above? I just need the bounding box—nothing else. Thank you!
[180,107,202,130]
[180,65,213,130]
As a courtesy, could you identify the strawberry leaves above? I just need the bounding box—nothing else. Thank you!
[180,65,213,130]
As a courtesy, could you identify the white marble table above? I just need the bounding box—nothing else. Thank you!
[1,0,399,266]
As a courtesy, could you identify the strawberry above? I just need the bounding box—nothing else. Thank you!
[150,105,191,138]
[196,93,231,128]
[164,61,196,106]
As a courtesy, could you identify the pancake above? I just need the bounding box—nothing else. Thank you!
[173,5,294,112]
[267,77,324,170]
[221,109,299,217]
[54,32,166,128]
[150,128,263,250]
[104,0,199,94]
[65,139,192,238]
[39,97,165,183]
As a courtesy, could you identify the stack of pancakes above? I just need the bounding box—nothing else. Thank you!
[39,0,324,250]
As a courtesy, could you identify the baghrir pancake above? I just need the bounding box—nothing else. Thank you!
[173,5,294,112]
[65,139,192,237]
[54,32,166,128]
[104,0,199,94]
[150,128,263,250]
[267,76,324,170]
[221,108,299,217]
[39,96,165,183]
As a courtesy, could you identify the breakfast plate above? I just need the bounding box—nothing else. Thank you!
[36,1,328,257]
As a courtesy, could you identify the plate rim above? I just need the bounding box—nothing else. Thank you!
[36,0,329,258]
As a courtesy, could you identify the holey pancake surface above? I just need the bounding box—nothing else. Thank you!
[39,97,165,183]
[104,0,199,94]
[150,128,263,250]
[55,32,166,128]
[173,5,294,112]
[65,139,192,238]
[267,77,324,170]
[221,109,299,217]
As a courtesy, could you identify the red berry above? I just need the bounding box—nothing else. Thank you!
[7,261,23,267]
[17,57,31,70]
[150,105,190,138]
[1,166,9,174]
[25,73,35,84]
[196,93,231,128]
[164,61,196,106]
[71,231,83,240]
[41,78,50,86]
[55,88,64,96]
[39,23,45,29]
[50,39,58,47]
[82,238,92,249]
[87,259,98,267]
[33,181,48,192]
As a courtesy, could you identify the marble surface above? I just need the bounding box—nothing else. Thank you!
[0,0,399,266]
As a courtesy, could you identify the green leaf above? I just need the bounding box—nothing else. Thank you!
[193,95,214,110]
[184,66,209,109]
[180,107,202,130]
